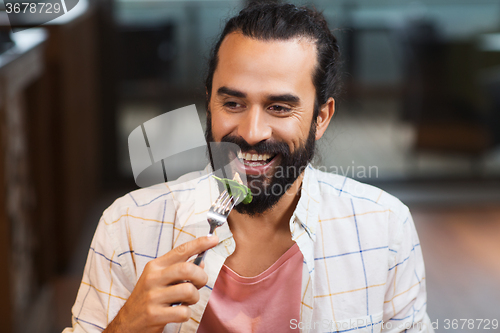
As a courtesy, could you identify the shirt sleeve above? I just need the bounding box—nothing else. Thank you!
[62,213,134,332]
[382,207,434,333]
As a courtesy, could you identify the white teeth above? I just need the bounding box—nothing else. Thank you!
[237,151,243,159]
[240,152,274,162]
[258,154,271,160]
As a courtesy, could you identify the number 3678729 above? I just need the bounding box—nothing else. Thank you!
[5,2,62,14]
[443,319,498,330]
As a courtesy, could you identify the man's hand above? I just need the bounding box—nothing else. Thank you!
[104,235,219,333]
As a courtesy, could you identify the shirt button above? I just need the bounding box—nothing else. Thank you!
[223,239,232,246]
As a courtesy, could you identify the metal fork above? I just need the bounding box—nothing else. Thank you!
[193,190,240,265]
[171,190,239,306]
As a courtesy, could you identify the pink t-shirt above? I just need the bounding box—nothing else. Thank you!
[198,243,303,333]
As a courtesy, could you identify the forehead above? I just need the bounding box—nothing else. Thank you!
[213,32,317,96]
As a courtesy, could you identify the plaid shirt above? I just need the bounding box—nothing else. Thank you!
[64,165,433,333]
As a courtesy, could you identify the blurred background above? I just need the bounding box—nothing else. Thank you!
[0,0,499,332]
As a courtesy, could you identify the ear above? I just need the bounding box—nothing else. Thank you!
[315,97,335,140]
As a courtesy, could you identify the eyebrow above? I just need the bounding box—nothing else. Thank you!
[217,86,300,104]
[217,86,246,98]
[267,93,300,103]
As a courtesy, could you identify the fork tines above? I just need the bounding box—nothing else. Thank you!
[214,190,232,213]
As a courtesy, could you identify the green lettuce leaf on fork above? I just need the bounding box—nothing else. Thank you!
[213,175,253,204]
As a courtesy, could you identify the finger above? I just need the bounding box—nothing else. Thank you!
[161,262,208,289]
[161,305,192,323]
[160,282,200,306]
[160,235,219,266]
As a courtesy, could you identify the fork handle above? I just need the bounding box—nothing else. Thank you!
[193,250,206,266]
[193,229,215,266]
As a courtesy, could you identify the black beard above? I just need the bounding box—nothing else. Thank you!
[205,111,316,217]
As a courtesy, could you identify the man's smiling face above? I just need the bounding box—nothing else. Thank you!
[207,31,319,215]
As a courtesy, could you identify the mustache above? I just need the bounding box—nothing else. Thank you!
[220,134,290,157]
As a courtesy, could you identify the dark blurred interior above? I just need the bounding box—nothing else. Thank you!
[0,0,499,332]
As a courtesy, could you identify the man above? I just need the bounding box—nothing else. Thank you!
[64,2,433,332]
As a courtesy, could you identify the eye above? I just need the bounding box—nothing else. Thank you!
[223,101,245,111]
[268,105,292,114]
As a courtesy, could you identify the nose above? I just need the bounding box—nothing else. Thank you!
[236,106,272,146]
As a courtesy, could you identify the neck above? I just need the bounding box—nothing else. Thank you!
[227,173,304,236]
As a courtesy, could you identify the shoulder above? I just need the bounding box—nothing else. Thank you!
[105,169,207,215]
[310,166,416,267]
[91,169,211,274]
[310,166,410,221]
[99,169,210,242]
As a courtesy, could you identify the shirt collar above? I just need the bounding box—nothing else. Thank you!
[292,164,320,242]
[287,164,320,280]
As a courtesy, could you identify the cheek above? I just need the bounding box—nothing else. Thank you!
[270,117,311,153]
[210,109,234,141]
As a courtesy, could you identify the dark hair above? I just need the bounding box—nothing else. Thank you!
[205,1,341,118]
